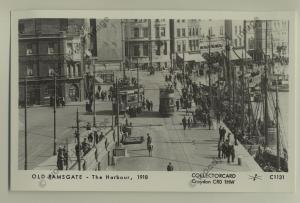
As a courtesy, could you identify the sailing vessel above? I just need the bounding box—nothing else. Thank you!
[225,20,289,172]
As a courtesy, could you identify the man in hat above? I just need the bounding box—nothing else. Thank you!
[167,162,174,171]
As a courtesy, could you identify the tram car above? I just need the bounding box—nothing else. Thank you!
[159,86,175,117]
[112,81,144,114]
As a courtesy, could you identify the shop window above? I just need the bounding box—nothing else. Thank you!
[143,44,149,56]
[48,66,55,76]
[26,43,33,55]
[133,45,140,56]
[26,65,33,76]
[48,42,55,54]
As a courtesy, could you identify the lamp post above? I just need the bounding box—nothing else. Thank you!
[53,73,57,155]
[24,72,28,170]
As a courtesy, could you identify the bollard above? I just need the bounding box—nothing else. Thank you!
[238,157,242,166]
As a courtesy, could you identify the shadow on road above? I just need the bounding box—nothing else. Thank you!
[82,109,113,116]
[138,111,161,118]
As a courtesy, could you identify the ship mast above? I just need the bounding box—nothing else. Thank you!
[276,75,280,171]
[264,20,269,147]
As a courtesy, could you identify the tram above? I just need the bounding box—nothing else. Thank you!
[112,78,144,114]
[159,86,175,117]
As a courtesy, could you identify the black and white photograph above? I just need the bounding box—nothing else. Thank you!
[9,10,295,192]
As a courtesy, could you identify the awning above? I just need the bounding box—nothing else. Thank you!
[178,53,206,62]
[230,49,252,61]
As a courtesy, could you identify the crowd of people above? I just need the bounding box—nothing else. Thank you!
[50,96,65,107]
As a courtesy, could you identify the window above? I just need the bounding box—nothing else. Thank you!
[196,40,199,49]
[156,41,161,55]
[160,27,165,37]
[220,26,224,35]
[177,29,181,37]
[177,44,181,52]
[183,42,186,52]
[156,27,160,37]
[26,43,33,55]
[19,23,25,34]
[234,26,237,35]
[182,28,186,37]
[48,43,55,54]
[189,28,191,36]
[26,65,33,76]
[67,43,73,54]
[192,28,195,36]
[134,28,139,38]
[133,45,139,56]
[239,25,242,34]
[177,19,180,23]
[143,44,149,56]
[196,28,199,35]
[239,38,242,46]
[234,39,238,47]
[163,41,167,55]
[48,66,55,76]
[189,40,192,50]
[143,28,148,38]
[182,19,185,22]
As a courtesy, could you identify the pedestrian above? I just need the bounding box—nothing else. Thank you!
[207,113,211,130]
[188,117,192,129]
[146,133,152,148]
[146,99,150,111]
[56,97,60,107]
[86,122,91,131]
[192,112,197,125]
[94,131,99,144]
[167,162,174,171]
[56,147,64,170]
[147,143,153,157]
[150,101,153,111]
[85,101,89,113]
[219,125,222,141]
[176,100,180,111]
[221,127,226,141]
[63,146,68,169]
[88,132,93,143]
[182,116,187,130]
[227,144,235,163]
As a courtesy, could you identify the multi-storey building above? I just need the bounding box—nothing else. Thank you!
[18,18,90,106]
[224,20,255,61]
[170,19,225,69]
[199,19,225,54]
[251,19,289,62]
[123,19,171,70]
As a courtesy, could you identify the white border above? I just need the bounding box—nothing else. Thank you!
[10,10,296,192]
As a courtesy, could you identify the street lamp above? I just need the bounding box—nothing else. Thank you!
[53,72,57,155]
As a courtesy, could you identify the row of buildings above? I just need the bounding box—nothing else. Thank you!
[18,18,289,106]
